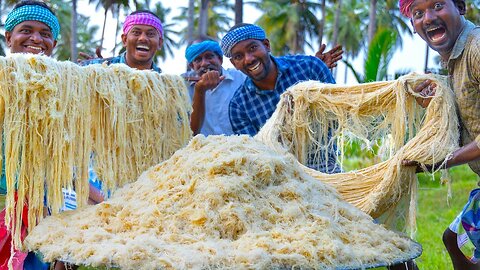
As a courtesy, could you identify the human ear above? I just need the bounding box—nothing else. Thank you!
[5,31,12,48]
[121,34,127,47]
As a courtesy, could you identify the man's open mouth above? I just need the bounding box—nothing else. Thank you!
[136,45,150,52]
[426,26,446,42]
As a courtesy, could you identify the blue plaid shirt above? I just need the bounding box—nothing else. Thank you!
[229,54,340,173]
[229,54,335,135]
[80,52,162,73]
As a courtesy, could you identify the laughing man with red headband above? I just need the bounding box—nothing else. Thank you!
[400,0,480,269]
[81,10,163,72]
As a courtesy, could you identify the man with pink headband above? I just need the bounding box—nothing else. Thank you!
[81,10,163,72]
[400,0,480,269]
[80,10,163,216]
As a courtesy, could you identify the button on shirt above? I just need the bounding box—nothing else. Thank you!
[229,54,340,173]
[187,68,246,136]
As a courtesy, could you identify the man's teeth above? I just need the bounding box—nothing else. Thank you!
[27,46,42,51]
[137,45,149,50]
[248,62,260,71]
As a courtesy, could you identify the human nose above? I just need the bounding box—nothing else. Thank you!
[423,8,436,24]
[245,52,255,64]
[200,57,211,67]
[138,32,148,41]
[29,32,42,43]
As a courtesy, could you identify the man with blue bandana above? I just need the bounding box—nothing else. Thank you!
[1,1,60,269]
[221,23,341,174]
[4,0,60,56]
[184,36,246,136]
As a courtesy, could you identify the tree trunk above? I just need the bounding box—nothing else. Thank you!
[71,0,78,62]
[368,0,377,43]
[424,44,430,73]
[332,0,342,79]
[113,6,121,56]
[318,0,326,46]
[332,0,342,46]
[187,0,195,45]
[235,0,243,25]
[99,9,108,51]
[199,0,209,36]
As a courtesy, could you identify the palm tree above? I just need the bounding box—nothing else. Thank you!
[50,0,100,60]
[332,0,342,46]
[88,0,129,49]
[187,0,195,45]
[368,0,377,43]
[118,1,179,62]
[250,0,322,55]
[0,0,20,56]
[324,0,366,60]
[152,2,180,60]
[344,28,398,83]
[199,0,209,36]
[71,0,78,61]
[318,0,327,45]
[174,0,233,42]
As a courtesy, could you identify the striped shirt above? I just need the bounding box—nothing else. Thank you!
[444,21,480,175]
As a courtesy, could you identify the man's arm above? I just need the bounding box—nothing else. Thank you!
[190,71,224,135]
[403,141,480,172]
[88,182,105,204]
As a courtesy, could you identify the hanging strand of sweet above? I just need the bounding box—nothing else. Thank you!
[256,73,459,232]
[0,54,192,249]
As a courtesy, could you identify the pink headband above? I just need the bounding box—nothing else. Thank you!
[123,12,163,37]
[399,0,414,17]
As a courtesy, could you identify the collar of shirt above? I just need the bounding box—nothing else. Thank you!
[244,55,287,95]
[445,20,477,68]
[119,52,162,73]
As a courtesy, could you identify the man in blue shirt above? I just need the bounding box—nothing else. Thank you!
[184,37,247,136]
[221,23,340,173]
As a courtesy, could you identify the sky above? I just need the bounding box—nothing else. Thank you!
[78,1,437,84]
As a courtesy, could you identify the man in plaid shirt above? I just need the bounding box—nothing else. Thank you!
[221,23,340,174]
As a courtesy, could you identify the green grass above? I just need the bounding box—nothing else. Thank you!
[413,165,478,270]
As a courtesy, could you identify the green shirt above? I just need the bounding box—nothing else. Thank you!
[444,20,480,175]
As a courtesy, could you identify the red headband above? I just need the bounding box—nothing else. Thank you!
[399,0,414,17]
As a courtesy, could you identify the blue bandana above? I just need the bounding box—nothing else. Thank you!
[221,24,266,58]
[185,41,223,63]
[5,4,60,40]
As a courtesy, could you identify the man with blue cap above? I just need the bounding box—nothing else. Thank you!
[221,23,340,174]
[184,36,246,136]
[1,1,61,269]
[4,0,60,57]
